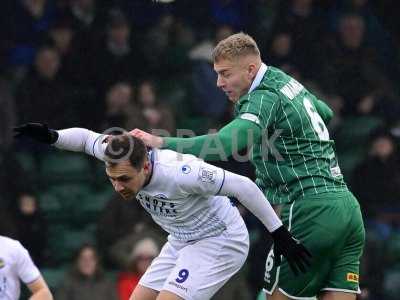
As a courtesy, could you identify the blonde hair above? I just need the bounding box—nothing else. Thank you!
[212,32,260,62]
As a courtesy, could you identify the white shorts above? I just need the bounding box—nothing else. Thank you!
[139,217,249,300]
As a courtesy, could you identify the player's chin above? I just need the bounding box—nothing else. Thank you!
[120,192,135,200]
[228,94,239,102]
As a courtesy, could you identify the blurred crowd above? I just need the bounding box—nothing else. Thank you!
[0,0,399,299]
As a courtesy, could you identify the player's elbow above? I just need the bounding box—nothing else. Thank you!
[233,174,256,195]
[240,175,256,188]
[27,277,53,300]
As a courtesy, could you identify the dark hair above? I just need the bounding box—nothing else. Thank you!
[107,8,129,29]
[104,134,147,170]
[74,243,99,262]
[72,243,104,279]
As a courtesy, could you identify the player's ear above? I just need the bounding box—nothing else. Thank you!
[143,160,151,173]
[247,63,258,79]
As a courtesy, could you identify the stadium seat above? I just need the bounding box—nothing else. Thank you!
[15,151,38,173]
[39,152,92,184]
[384,232,400,265]
[334,116,383,178]
[383,268,400,300]
[73,188,114,224]
[91,159,109,187]
[41,267,66,290]
[47,225,95,264]
[39,191,66,222]
[40,183,94,224]
[336,150,365,179]
[334,116,383,153]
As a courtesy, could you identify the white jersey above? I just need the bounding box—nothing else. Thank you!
[0,236,41,300]
[54,128,282,241]
[138,149,242,241]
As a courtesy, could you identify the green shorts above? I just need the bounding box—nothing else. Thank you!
[264,191,365,299]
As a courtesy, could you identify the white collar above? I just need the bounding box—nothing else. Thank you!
[248,63,268,93]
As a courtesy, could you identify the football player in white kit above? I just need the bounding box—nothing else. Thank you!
[0,235,53,300]
[14,123,311,300]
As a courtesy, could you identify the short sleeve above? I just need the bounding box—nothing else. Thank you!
[236,90,279,129]
[177,159,226,196]
[15,242,40,284]
[311,97,334,124]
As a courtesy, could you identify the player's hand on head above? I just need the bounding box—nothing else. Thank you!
[13,122,59,144]
[129,128,163,148]
[271,225,312,276]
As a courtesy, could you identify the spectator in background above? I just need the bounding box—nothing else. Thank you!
[67,0,98,31]
[60,0,106,87]
[109,229,165,281]
[321,13,394,116]
[272,0,329,78]
[209,0,249,30]
[46,16,102,127]
[0,79,16,150]
[56,244,117,300]
[0,210,18,240]
[372,0,400,56]
[48,18,74,58]
[6,0,56,72]
[0,152,30,211]
[189,25,233,121]
[263,29,305,82]
[161,19,195,77]
[351,130,400,300]
[352,130,400,238]
[14,193,48,267]
[96,193,162,267]
[47,17,81,85]
[248,0,281,50]
[117,237,159,300]
[266,31,292,64]
[142,14,175,76]
[330,0,398,78]
[141,13,194,79]
[93,9,144,89]
[264,30,297,72]
[142,15,193,79]
[136,80,175,134]
[100,82,148,132]
[16,46,76,128]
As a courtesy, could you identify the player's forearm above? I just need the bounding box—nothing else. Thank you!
[29,288,53,300]
[27,277,53,300]
[163,119,261,161]
[54,128,106,161]
[164,134,224,160]
[219,171,283,232]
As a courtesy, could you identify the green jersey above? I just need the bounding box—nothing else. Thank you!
[235,66,347,205]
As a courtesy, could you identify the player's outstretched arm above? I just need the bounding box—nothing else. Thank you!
[27,277,53,300]
[14,122,107,161]
[131,118,261,161]
[219,171,312,275]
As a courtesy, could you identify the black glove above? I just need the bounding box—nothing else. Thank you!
[271,225,312,276]
[14,123,59,144]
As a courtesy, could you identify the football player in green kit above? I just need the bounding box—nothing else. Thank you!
[131,33,365,300]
